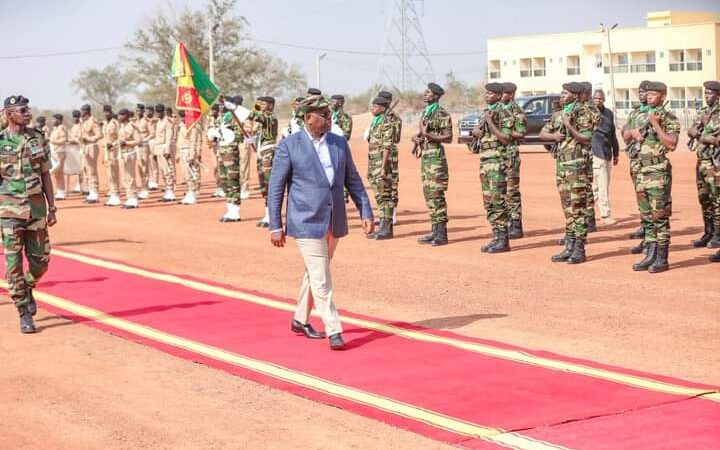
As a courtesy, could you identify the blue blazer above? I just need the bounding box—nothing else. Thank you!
[268,131,373,239]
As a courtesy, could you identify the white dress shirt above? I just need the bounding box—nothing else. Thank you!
[305,129,334,186]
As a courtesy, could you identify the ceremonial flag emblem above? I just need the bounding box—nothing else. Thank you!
[171,42,220,129]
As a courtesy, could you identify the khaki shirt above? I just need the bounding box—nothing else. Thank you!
[49,125,68,149]
[102,118,120,150]
[177,123,200,151]
[69,122,83,145]
[118,121,141,152]
[80,116,102,150]
[135,117,150,144]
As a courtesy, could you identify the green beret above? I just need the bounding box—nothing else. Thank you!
[645,81,667,92]
[299,95,330,114]
[485,82,504,94]
[501,82,517,93]
[639,80,650,91]
[562,82,583,94]
[427,82,445,96]
[4,95,29,108]
[703,80,720,91]
[372,96,390,107]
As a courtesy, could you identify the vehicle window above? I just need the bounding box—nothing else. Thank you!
[523,99,548,115]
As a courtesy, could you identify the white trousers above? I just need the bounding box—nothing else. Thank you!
[592,155,612,219]
[294,232,342,336]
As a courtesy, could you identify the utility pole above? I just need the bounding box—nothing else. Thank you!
[208,4,220,83]
[602,22,618,114]
[316,53,327,90]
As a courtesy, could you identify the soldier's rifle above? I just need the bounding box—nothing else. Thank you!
[220,95,257,153]
[688,103,718,151]
[469,108,494,154]
[548,105,577,159]
[411,114,428,159]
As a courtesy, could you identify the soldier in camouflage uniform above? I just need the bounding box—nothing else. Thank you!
[248,96,278,227]
[622,80,651,244]
[330,95,352,140]
[698,87,720,262]
[473,82,513,253]
[539,82,598,264]
[0,95,57,333]
[366,96,397,240]
[627,82,679,273]
[218,95,245,222]
[414,83,452,246]
[500,82,527,238]
[687,81,720,250]
[378,90,402,225]
[580,81,600,232]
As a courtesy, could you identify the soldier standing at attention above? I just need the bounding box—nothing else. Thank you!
[79,105,102,203]
[500,82,527,238]
[696,83,720,262]
[627,82,679,273]
[49,113,68,200]
[366,96,396,240]
[378,90,402,225]
[248,96,278,227]
[413,83,452,247]
[147,107,160,191]
[206,104,224,198]
[687,81,720,249]
[218,95,244,222]
[579,81,600,233]
[540,82,597,264]
[154,104,177,202]
[34,116,49,139]
[116,109,140,209]
[134,104,151,200]
[330,95,352,140]
[68,110,85,194]
[0,95,57,333]
[176,110,202,205]
[473,82,513,253]
[102,105,121,207]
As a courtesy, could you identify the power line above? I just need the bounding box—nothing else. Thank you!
[0,46,124,60]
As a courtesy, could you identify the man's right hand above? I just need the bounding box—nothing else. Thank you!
[271,230,285,247]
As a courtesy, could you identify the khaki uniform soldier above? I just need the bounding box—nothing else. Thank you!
[101,105,122,206]
[248,96,278,226]
[116,109,141,208]
[79,104,102,203]
[147,108,160,190]
[625,81,679,273]
[540,82,598,264]
[1,95,57,333]
[366,96,397,240]
[176,110,202,205]
[68,110,85,194]
[501,82,527,238]
[35,116,49,139]
[378,91,402,225]
[133,104,151,199]
[153,104,177,202]
[622,80,651,244]
[205,104,224,198]
[687,80,720,250]
[218,95,245,222]
[473,82,514,253]
[237,98,251,200]
[49,114,68,199]
[413,83,452,247]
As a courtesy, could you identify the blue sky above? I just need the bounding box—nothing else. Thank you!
[1,0,718,108]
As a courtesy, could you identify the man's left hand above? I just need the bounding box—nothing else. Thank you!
[361,218,375,235]
[47,211,57,227]
[613,156,619,166]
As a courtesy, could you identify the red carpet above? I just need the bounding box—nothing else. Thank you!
[10,248,719,450]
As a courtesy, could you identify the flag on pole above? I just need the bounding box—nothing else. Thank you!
[171,42,220,129]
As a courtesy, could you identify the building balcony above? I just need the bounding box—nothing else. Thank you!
[566,67,580,76]
[489,71,501,79]
[604,65,629,74]
[533,69,546,77]
[631,63,656,73]
[669,62,684,72]
[686,61,703,71]
[520,70,532,78]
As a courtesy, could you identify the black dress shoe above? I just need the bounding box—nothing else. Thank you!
[329,333,345,350]
[291,320,325,339]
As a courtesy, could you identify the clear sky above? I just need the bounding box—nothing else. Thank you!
[1,0,718,109]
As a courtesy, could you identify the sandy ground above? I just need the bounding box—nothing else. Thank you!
[1,125,718,450]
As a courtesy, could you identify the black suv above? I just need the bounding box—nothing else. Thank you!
[457,94,560,146]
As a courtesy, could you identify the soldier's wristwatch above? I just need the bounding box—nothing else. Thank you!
[48,206,58,213]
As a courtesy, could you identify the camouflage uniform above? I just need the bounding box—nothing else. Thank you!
[624,105,652,236]
[581,101,601,225]
[504,101,526,222]
[219,111,244,205]
[248,109,278,200]
[419,103,451,225]
[691,104,720,231]
[635,106,680,246]
[332,108,353,140]
[368,113,397,220]
[478,102,512,233]
[542,102,598,241]
[387,112,403,210]
[0,128,52,310]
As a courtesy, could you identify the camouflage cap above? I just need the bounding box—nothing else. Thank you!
[427,82,445,96]
[645,81,667,92]
[298,95,330,114]
[3,95,29,108]
[485,82,504,94]
[501,82,517,93]
[562,82,583,94]
[703,80,720,91]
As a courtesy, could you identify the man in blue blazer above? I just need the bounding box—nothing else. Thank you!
[268,95,374,350]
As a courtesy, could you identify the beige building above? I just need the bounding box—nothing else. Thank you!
[487,10,720,117]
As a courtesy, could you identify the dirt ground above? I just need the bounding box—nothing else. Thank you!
[1,123,718,450]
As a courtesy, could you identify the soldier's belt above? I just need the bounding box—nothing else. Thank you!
[556,150,585,162]
[479,140,500,151]
[639,156,667,167]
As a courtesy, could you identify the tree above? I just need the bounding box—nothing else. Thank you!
[71,65,136,107]
[125,0,305,106]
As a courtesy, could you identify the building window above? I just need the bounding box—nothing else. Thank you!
[532,57,546,77]
[669,49,685,71]
[687,87,703,110]
[659,51,664,58]
[489,60,501,79]
[603,53,629,73]
[519,58,532,77]
[630,51,656,73]
[615,88,630,110]
[566,55,580,76]
[707,49,712,56]
[686,48,702,71]
[669,87,686,109]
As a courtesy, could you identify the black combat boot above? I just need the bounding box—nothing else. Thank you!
[368,219,384,239]
[374,219,394,240]
[487,229,510,253]
[630,240,647,254]
[706,227,720,248]
[692,218,713,248]
[508,219,524,239]
[557,236,566,245]
[629,227,645,239]
[417,223,437,244]
[632,242,657,271]
[27,288,37,316]
[709,250,720,263]
[586,211,597,233]
[648,244,669,273]
[19,305,36,334]
[551,237,575,262]
[431,222,448,247]
[481,229,498,253]
[567,239,586,264]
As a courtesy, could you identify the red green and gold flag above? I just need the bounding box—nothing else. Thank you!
[171,42,220,129]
